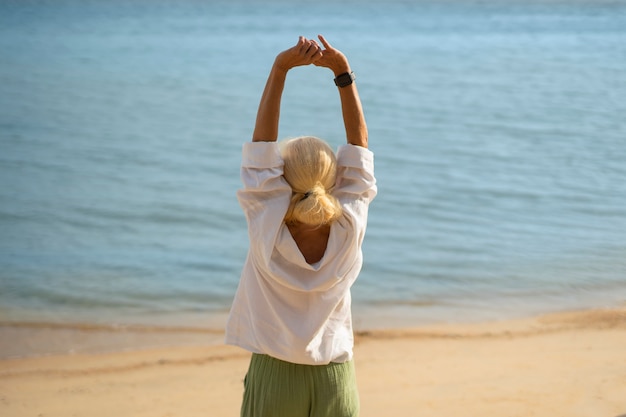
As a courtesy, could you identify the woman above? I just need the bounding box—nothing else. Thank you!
[225,34,377,417]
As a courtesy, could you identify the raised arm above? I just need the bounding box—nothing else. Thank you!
[315,35,368,148]
[252,37,323,142]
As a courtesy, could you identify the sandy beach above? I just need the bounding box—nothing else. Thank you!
[1,307,625,417]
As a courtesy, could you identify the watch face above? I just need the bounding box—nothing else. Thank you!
[335,72,355,87]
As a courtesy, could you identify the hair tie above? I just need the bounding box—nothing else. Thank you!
[300,191,312,201]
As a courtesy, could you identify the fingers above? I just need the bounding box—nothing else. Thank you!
[297,37,322,61]
[318,34,331,50]
[296,36,308,53]
[283,35,323,68]
[304,38,319,53]
[306,40,322,58]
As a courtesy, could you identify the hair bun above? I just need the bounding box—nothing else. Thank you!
[304,182,326,199]
[280,136,343,225]
[290,183,341,225]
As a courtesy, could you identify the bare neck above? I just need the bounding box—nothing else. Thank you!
[286,222,331,265]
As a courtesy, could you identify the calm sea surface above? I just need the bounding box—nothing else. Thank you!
[1,0,625,334]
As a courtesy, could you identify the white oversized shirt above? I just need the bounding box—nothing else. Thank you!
[225,141,377,365]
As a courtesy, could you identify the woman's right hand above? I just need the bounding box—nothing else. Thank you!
[313,35,351,76]
[274,36,323,73]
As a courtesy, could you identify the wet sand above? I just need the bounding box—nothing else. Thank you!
[1,307,625,417]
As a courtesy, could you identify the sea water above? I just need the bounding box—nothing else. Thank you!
[1,0,625,335]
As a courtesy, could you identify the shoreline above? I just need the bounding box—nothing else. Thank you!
[2,300,625,359]
[1,307,625,416]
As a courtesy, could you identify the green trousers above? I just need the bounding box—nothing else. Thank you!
[241,353,360,417]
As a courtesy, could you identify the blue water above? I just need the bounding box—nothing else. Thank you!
[1,0,625,330]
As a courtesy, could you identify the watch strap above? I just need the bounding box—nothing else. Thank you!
[334,71,356,88]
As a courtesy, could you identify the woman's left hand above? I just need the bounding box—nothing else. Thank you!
[274,36,323,72]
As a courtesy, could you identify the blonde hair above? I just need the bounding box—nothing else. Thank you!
[280,136,343,226]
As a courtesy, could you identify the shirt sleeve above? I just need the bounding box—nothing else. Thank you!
[335,144,377,218]
[331,144,377,259]
[236,142,292,262]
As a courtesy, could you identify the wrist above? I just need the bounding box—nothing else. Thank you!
[273,54,292,75]
[331,55,351,75]
[332,64,351,77]
[271,61,290,77]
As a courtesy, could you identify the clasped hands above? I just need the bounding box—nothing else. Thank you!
[274,35,350,76]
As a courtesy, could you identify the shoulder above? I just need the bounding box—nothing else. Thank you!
[241,141,283,168]
[337,144,374,170]
[337,144,374,165]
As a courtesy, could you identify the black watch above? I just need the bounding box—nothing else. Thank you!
[334,71,356,88]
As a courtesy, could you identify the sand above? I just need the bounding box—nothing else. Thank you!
[1,307,625,417]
